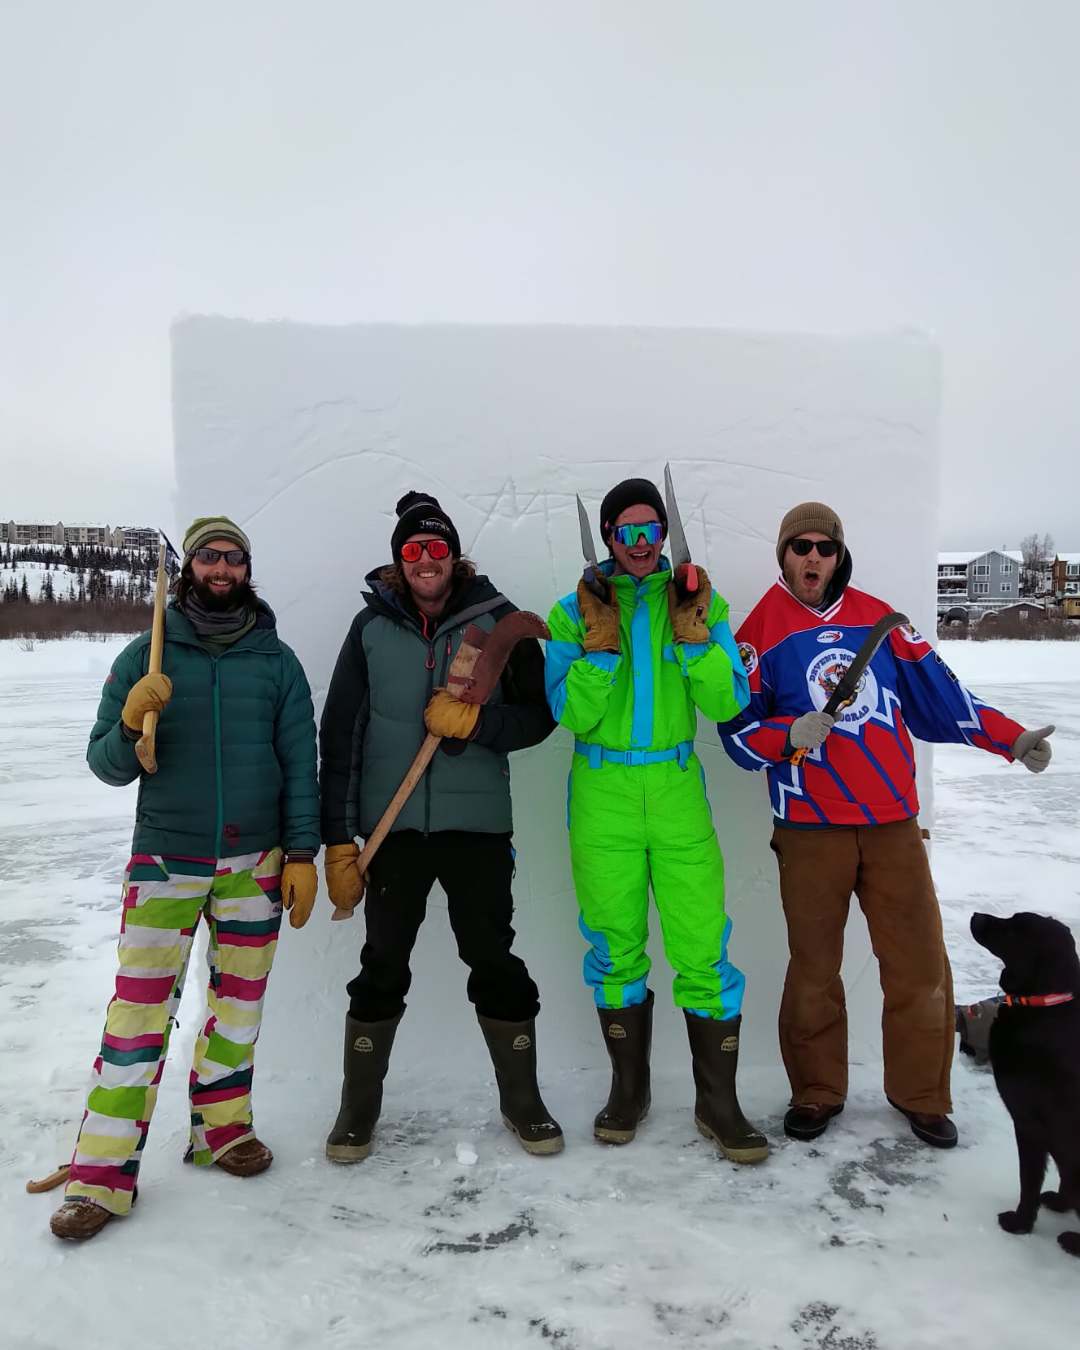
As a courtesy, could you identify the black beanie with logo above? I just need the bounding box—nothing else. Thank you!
[390,491,462,560]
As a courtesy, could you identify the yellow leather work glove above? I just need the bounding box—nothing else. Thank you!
[121,673,173,732]
[576,578,621,654]
[424,689,481,740]
[324,842,366,913]
[281,859,318,930]
[668,566,713,645]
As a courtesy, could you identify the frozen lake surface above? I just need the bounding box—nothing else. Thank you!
[1,637,1077,1349]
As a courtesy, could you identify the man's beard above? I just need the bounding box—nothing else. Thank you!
[191,576,257,612]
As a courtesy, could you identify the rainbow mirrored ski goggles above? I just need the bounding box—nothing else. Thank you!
[611,521,664,547]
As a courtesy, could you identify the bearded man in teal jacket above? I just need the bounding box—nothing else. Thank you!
[50,516,319,1243]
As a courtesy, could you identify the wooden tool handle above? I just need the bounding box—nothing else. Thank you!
[135,542,168,775]
[330,732,443,921]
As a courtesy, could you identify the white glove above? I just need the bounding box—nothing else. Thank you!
[1011,724,1054,774]
[790,711,835,751]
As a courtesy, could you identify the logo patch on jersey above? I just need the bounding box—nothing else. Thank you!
[817,629,843,644]
[898,623,925,644]
[806,648,880,729]
[738,642,759,676]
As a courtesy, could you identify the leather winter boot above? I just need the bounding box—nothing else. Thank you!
[477,1014,564,1156]
[49,1197,115,1242]
[325,1012,402,1162]
[594,990,653,1144]
[684,1011,769,1164]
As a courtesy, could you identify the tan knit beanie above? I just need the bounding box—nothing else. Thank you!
[776,502,845,568]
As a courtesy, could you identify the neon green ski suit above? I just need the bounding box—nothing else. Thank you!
[545,558,751,1017]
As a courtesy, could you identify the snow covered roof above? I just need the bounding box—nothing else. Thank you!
[938,549,1024,566]
[1057,552,1080,564]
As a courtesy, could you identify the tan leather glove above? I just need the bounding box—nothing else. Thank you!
[424,688,481,740]
[324,842,366,913]
[121,673,173,732]
[668,566,713,645]
[281,859,318,929]
[577,578,621,654]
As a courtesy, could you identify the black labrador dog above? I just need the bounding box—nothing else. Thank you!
[970,911,1080,1257]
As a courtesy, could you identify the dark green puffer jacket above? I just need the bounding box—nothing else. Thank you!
[88,601,320,859]
[320,570,555,844]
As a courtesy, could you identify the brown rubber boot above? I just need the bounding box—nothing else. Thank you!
[326,1012,402,1162]
[477,1015,564,1156]
[594,991,653,1144]
[50,1198,115,1242]
[684,1011,769,1163]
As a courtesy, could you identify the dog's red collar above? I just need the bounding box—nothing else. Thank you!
[1001,992,1075,1008]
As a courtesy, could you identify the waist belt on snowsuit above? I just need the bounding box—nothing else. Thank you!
[574,739,694,770]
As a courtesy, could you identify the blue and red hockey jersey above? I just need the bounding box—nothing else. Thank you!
[718,579,1024,827]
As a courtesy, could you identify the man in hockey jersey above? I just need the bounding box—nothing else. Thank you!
[545,477,768,1163]
[719,502,1054,1148]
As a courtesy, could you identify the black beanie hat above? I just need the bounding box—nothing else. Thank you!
[390,491,462,560]
[599,478,668,545]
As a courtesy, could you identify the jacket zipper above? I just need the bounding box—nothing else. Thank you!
[211,657,224,856]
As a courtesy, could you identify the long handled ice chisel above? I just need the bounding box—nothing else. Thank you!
[135,540,169,774]
[330,612,550,920]
[790,612,909,767]
[663,462,698,595]
[576,495,608,601]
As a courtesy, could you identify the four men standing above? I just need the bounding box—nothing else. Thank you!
[49,486,1056,1241]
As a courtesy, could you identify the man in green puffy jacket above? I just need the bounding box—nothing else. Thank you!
[545,477,768,1163]
[50,517,319,1243]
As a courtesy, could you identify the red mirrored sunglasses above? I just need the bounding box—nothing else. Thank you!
[400,538,451,563]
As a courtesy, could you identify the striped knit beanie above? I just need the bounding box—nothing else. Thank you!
[183,516,252,561]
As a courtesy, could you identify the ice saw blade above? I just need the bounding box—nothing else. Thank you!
[576,494,607,600]
[662,463,698,594]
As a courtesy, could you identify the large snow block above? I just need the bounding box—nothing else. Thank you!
[172,318,940,1088]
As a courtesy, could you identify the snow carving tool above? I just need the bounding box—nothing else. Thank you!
[576,495,608,601]
[26,1163,70,1193]
[330,612,550,921]
[790,611,910,767]
[663,462,699,595]
[135,540,169,774]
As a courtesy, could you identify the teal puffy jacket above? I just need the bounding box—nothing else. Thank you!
[88,601,319,859]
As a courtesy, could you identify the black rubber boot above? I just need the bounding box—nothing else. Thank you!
[477,1015,564,1156]
[325,1012,402,1163]
[684,1011,769,1163]
[594,990,653,1144]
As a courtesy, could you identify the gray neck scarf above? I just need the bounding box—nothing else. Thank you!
[179,592,257,648]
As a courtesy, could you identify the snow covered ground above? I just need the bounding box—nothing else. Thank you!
[1,638,1077,1349]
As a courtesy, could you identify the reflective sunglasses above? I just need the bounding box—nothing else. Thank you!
[788,538,839,558]
[611,521,664,547]
[194,547,248,566]
[400,538,451,563]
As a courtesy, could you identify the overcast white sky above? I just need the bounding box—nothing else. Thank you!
[1,1,1077,546]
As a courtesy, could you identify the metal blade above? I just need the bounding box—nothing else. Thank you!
[823,612,909,716]
[576,495,599,568]
[576,495,608,599]
[663,463,691,569]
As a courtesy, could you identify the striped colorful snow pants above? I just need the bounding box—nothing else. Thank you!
[65,849,283,1215]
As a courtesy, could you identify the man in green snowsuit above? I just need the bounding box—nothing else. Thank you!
[545,478,768,1162]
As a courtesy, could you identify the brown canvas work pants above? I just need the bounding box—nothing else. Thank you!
[770,817,954,1114]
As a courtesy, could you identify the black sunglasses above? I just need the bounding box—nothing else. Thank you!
[194,547,249,566]
[789,538,839,558]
